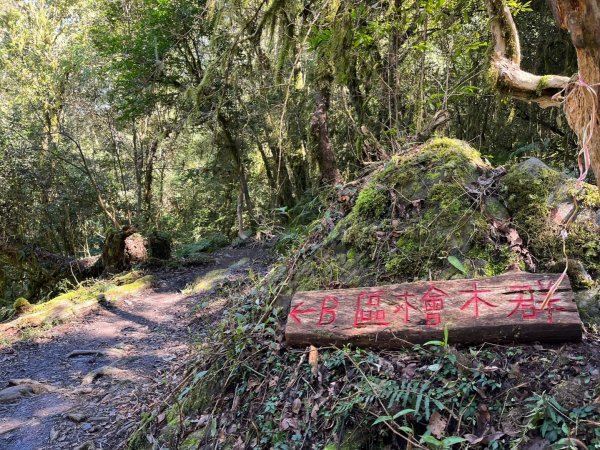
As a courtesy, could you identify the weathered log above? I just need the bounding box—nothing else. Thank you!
[285,272,582,348]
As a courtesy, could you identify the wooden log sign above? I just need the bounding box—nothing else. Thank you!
[285,272,582,348]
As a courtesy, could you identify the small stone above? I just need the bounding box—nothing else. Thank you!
[88,416,109,423]
[80,422,93,431]
[67,412,88,423]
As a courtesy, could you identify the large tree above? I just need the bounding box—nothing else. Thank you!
[486,0,600,188]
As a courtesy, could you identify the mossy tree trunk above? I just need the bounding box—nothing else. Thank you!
[311,76,343,185]
[101,226,147,273]
[0,239,103,301]
[548,0,600,187]
[486,0,600,188]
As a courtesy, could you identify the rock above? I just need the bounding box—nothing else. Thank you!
[286,138,512,292]
[12,297,31,314]
[80,422,93,431]
[574,289,600,322]
[9,378,54,392]
[88,416,109,423]
[547,259,594,289]
[0,384,34,403]
[66,412,88,423]
[82,365,124,385]
[502,158,600,281]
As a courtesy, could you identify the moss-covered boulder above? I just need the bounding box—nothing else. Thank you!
[288,138,517,293]
[284,139,600,299]
[501,157,600,285]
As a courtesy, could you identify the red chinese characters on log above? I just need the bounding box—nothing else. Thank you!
[507,283,565,323]
[459,282,497,318]
[393,291,417,323]
[354,291,389,327]
[300,277,567,328]
[318,296,339,325]
[421,286,448,326]
[285,273,581,347]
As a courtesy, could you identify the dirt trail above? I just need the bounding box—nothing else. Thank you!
[0,245,271,450]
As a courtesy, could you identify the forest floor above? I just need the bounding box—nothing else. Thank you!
[0,244,272,450]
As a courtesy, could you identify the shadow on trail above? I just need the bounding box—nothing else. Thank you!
[98,301,162,331]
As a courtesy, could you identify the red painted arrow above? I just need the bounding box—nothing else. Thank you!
[289,302,318,324]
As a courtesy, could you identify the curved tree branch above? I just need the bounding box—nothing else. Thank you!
[486,0,570,108]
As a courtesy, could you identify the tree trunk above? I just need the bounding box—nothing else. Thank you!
[310,80,343,185]
[133,121,143,218]
[0,239,103,300]
[236,190,245,239]
[217,114,257,225]
[143,139,159,220]
[100,226,147,273]
[548,0,600,186]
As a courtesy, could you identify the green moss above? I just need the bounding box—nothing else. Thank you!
[502,161,599,276]
[112,271,144,285]
[4,271,154,344]
[105,275,154,300]
[184,269,226,294]
[181,430,207,448]
[570,183,600,209]
[347,248,357,261]
[537,75,553,94]
[466,244,514,277]
[13,297,31,311]
[353,183,387,218]
[291,139,499,285]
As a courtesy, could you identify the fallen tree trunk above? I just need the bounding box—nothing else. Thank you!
[0,239,102,281]
[0,227,149,301]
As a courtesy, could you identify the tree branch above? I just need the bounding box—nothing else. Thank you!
[486,0,570,108]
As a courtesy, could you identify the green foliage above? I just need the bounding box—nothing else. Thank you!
[144,266,600,448]
[176,233,229,257]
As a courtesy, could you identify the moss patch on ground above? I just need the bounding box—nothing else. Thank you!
[0,271,153,344]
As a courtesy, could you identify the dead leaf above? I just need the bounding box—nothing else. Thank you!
[464,434,484,445]
[196,414,211,427]
[473,385,487,399]
[268,376,279,388]
[233,437,245,450]
[522,438,550,450]
[402,363,417,379]
[427,411,447,439]
[475,404,491,436]
[311,403,320,420]
[508,363,521,379]
[292,398,302,415]
[280,417,297,431]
